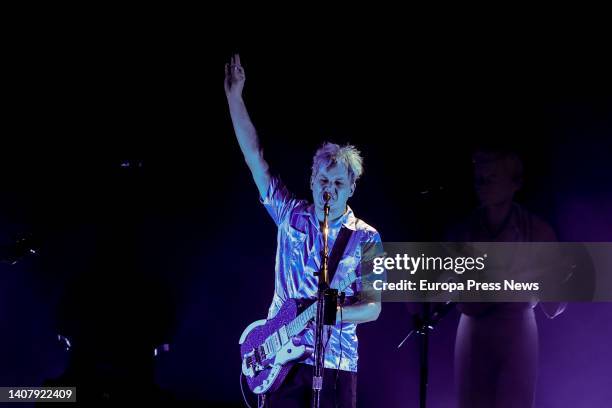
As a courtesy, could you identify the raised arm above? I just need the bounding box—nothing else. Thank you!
[224,54,271,198]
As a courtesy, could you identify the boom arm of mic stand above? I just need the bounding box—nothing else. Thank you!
[397,302,456,348]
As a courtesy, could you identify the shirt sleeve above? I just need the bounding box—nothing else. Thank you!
[354,231,386,302]
[259,175,303,227]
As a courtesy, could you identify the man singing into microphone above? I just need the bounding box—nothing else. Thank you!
[225,54,382,407]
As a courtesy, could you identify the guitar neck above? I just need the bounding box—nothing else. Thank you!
[286,270,357,337]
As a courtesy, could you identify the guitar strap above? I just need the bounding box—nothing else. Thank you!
[327,226,354,286]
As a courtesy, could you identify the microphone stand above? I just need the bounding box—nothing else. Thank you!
[312,193,337,408]
[397,301,456,408]
[419,304,430,408]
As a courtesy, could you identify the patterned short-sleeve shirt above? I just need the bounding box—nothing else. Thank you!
[260,176,383,372]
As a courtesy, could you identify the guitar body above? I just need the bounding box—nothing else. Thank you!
[239,299,314,394]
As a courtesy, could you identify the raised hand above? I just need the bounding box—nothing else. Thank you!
[224,53,246,100]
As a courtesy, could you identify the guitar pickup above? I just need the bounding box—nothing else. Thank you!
[279,326,289,344]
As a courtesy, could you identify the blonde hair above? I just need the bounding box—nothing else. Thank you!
[311,142,364,184]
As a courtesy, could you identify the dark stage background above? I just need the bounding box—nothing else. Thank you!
[1,22,611,406]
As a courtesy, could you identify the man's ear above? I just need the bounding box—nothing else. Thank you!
[349,182,356,197]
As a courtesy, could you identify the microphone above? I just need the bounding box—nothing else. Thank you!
[323,192,331,217]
